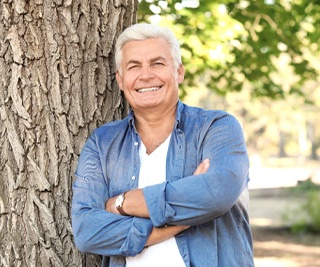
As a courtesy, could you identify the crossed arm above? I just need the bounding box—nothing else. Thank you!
[105,158,210,247]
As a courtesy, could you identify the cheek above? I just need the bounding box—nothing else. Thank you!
[122,74,136,89]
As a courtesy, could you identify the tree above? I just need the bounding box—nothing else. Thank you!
[138,0,320,101]
[0,0,136,266]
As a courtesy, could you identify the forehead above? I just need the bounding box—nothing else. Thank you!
[122,38,172,62]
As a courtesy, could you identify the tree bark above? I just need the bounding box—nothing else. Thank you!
[0,0,137,266]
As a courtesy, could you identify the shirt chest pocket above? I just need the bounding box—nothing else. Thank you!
[106,151,139,197]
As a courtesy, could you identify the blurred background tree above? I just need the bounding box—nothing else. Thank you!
[138,0,320,161]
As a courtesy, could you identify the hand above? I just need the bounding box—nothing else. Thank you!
[193,158,210,175]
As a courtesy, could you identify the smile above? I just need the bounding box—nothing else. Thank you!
[137,87,161,93]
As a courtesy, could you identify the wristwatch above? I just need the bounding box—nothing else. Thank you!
[115,192,128,216]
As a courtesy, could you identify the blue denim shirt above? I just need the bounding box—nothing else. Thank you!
[72,100,254,267]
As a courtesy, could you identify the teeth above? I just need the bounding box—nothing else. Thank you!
[138,87,160,93]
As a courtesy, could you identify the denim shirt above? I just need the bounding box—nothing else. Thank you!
[72,100,254,267]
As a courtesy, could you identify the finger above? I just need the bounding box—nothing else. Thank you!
[199,159,210,174]
[193,162,204,175]
[193,159,210,175]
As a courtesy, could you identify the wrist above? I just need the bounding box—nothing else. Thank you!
[115,192,129,216]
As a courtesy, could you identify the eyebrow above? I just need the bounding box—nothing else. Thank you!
[126,60,141,66]
[125,56,167,66]
[150,56,166,63]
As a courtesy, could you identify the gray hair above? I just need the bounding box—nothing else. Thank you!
[115,23,182,75]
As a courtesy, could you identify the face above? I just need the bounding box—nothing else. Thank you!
[116,38,185,113]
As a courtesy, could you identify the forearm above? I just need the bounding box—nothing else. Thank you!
[145,225,190,247]
[105,190,189,250]
[144,166,249,227]
[143,117,249,227]
[73,177,152,256]
[72,203,153,256]
[105,160,210,218]
[106,188,149,217]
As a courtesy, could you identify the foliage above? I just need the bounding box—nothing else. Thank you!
[284,179,320,233]
[183,76,320,159]
[138,0,320,101]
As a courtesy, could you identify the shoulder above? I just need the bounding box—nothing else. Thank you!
[179,101,238,127]
[95,117,129,133]
[89,116,130,143]
[178,102,246,144]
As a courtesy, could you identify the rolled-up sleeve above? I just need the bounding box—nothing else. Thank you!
[143,114,249,227]
[71,132,153,257]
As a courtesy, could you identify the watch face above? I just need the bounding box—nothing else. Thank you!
[116,194,124,207]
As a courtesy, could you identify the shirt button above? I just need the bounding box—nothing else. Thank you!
[131,176,136,180]
[134,142,138,146]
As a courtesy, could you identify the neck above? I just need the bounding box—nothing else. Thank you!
[134,101,177,130]
[134,104,177,154]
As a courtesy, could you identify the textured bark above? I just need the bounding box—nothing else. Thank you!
[0,0,137,266]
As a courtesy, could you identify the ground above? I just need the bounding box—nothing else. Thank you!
[252,226,320,267]
[250,185,320,267]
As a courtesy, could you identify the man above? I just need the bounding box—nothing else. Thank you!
[72,23,254,266]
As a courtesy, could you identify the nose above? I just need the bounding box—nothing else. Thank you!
[138,66,155,80]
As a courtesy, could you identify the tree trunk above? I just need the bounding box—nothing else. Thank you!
[0,0,137,266]
[307,122,318,160]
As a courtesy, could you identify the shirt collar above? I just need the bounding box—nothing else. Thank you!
[127,100,184,130]
[175,100,184,129]
[128,109,136,130]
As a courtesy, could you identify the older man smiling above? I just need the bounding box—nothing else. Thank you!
[72,23,254,267]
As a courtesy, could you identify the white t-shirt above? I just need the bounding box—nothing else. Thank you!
[126,135,186,267]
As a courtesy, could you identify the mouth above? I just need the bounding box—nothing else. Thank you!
[137,86,161,93]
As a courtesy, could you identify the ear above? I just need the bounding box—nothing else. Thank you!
[116,71,123,90]
[177,64,185,84]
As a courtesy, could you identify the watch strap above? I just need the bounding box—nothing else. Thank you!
[117,205,128,216]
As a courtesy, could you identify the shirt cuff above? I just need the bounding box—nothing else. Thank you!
[119,217,153,256]
[143,182,176,227]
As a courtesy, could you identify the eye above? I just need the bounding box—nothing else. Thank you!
[153,61,165,66]
[128,64,139,70]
